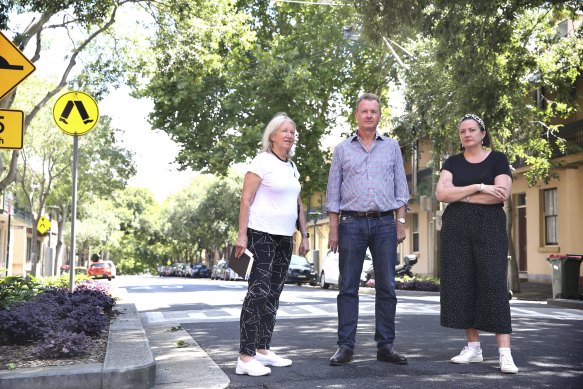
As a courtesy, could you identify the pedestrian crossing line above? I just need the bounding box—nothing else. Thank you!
[300,304,335,316]
[510,307,583,320]
[140,302,583,325]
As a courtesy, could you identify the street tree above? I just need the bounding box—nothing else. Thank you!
[107,187,162,274]
[193,173,242,261]
[355,0,583,183]
[138,0,387,198]
[162,175,216,263]
[353,0,583,291]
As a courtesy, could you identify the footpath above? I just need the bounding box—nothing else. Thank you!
[0,281,580,388]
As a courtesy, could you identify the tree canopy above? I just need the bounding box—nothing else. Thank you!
[355,0,583,184]
[138,0,386,196]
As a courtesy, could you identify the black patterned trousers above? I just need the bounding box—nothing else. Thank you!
[239,228,292,356]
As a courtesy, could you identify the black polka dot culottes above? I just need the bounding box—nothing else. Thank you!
[439,202,512,334]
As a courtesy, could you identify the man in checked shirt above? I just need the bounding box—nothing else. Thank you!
[326,92,410,366]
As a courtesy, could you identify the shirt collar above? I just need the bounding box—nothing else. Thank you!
[350,131,384,142]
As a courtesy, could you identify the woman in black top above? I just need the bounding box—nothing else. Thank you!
[435,114,517,374]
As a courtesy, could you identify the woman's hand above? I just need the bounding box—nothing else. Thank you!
[484,184,508,199]
[299,236,310,257]
[235,233,247,258]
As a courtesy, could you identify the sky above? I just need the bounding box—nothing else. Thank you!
[99,87,197,203]
[6,8,199,203]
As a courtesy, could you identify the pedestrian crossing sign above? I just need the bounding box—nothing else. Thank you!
[53,91,99,136]
[37,215,51,234]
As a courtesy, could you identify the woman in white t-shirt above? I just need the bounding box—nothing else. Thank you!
[234,113,310,377]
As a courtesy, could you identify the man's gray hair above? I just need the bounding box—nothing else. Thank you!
[355,93,381,111]
[261,112,296,158]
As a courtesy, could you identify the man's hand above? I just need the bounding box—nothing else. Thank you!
[396,223,406,244]
[328,229,339,253]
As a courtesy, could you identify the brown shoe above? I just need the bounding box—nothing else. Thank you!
[377,346,408,365]
[330,347,353,366]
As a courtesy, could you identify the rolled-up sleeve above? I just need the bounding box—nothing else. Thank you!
[326,145,343,213]
[392,141,409,209]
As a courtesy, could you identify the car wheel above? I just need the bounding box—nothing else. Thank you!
[320,272,330,289]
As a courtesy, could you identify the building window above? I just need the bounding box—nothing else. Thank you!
[412,213,419,252]
[543,189,558,245]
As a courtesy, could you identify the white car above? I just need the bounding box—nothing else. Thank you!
[103,260,117,278]
[319,250,373,289]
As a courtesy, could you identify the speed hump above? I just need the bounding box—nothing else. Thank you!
[53,91,99,136]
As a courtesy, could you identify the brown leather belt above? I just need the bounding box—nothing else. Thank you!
[341,210,393,218]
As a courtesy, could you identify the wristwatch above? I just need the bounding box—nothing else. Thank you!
[397,217,406,225]
[302,232,310,238]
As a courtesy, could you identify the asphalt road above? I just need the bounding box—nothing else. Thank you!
[119,276,583,388]
[182,310,583,388]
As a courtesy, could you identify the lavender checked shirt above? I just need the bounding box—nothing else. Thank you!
[326,132,409,213]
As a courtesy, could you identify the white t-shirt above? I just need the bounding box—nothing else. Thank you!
[247,152,301,236]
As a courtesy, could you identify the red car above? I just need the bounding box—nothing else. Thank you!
[88,262,114,281]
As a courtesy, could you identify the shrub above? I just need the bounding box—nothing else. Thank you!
[31,330,93,359]
[42,273,90,289]
[0,276,44,310]
[395,275,440,292]
[364,275,440,292]
[0,280,114,355]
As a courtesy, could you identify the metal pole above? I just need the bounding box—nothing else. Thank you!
[68,135,79,292]
[313,218,317,250]
[5,213,10,276]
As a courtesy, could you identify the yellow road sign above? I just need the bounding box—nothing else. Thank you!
[37,215,51,234]
[53,91,99,136]
[0,109,24,149]
[0,32,36,100]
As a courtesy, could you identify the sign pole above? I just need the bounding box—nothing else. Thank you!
[68,135,79,292]
[53,90,99,291]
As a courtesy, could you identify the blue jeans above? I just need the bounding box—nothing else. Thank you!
[337,214,398,350]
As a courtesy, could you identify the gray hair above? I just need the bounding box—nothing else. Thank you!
[355,93,381,111]
[261,112,296,157]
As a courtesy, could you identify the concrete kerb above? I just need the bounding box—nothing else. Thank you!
[0,302,156,389]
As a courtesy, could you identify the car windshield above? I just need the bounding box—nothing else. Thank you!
[91,263,106,268]
[291,256,309,266]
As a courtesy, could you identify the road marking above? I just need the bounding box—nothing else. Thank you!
[140,299,583,325]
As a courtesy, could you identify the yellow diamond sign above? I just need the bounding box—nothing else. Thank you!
[37,215,51,235]
[0,32,36,100]
[0,109,24,149]
[53,91,99,136]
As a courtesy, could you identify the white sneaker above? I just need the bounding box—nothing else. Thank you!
[255,350,293,367]
[235,358,271,376]
[500,353,518,374]
[450,346,483,364]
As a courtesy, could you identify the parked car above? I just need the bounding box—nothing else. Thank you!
[211,260,227,280]
[87,261,114,281]
[220,264,240,281]
[319,250,372,289]
[103,260,117,278]
[191,264,211,278]
[174,263,191,277]
[285,255,317,286]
